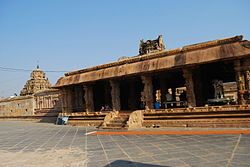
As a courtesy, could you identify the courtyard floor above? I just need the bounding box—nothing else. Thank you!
[0,121,249,167]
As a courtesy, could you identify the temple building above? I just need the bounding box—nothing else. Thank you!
[0,67,61,122]
[54,35,250,128]
[20,65,51,96]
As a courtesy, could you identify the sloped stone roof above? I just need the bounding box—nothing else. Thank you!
[54,35,250,88]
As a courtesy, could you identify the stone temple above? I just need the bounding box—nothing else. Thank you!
[0,66,61,122]
[53,35,250,128]
[20,65,51,96]
[1,35,250,128]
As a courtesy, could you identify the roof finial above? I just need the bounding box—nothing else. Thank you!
[36,60,39,69]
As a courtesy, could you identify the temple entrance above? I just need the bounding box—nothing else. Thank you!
[120,76,144,111]
[93,80,112,111]
[194,61,236,106]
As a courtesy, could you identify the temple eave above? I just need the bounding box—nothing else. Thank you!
[65,35,243,77]
[54,39,250,88]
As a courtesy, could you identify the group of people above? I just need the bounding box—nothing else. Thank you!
[165,89,187,108]
[100,104,111,112]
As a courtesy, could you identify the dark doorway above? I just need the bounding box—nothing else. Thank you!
[93,80,112,111]
[120,76,144,111]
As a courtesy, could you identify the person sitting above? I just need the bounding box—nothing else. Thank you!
[100,106,105,112]
[165,89,173,108]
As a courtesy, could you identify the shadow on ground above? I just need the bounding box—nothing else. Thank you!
[103,160,168,167]
[38,116,57,123]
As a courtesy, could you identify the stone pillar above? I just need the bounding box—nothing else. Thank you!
[61,88,67,113]
[243,60,250,105]
[74,87,78,111]
[183,68,196,107]
[83,84,94,112]
[234,60,245,105]
[244,70,250,91]
[171,87,176,107]
[66,88,73,113]
[49,96,52,108]
[78,86,84,110]
[110,80,121,111]
[160,77,167,107]
[141,75,154,109]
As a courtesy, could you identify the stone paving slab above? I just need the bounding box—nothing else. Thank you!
[0,121,249,167]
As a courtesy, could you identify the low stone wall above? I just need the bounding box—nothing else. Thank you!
[143,105,250,128]
[0,96,34,117]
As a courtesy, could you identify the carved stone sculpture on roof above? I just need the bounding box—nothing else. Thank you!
[20,66,52,96]
[139,35,166,55]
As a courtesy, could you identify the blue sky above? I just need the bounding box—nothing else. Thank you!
[0,0,250,97]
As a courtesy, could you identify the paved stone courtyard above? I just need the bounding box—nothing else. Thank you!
[0,121,250,167]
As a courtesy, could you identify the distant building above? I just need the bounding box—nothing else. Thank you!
[0,66,61,120]
[20,65,51,96]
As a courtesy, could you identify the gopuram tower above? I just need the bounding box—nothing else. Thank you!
[20,65,51,96]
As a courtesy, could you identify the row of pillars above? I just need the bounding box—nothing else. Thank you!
[61,60,249,113]
[61,68,197,113]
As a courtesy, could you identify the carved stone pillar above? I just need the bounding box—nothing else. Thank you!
[110,80,121,111]
[234,60,245,104]
[83,84,94,112]
[183,68,196,107]
[244,70,250,91]
[61,88,71,113]
[61,88,65,112]
[141,75,154,109]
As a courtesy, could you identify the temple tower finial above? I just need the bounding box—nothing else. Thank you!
[36,60,39,69]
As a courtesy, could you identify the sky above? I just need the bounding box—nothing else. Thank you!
[0,0,250,97]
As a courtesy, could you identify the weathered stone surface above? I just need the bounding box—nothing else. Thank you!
[0,67,61,119]
[102,111,119,127]
[34,89,62,115]
[127,110,144,128]
[20,67,51,96]
[139,35,165,55]
[0,96,34,116]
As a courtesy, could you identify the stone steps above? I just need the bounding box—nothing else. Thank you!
[103,113,130,129]
[67,113,106,126]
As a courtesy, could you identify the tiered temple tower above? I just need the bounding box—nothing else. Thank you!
[20,66,51,96]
